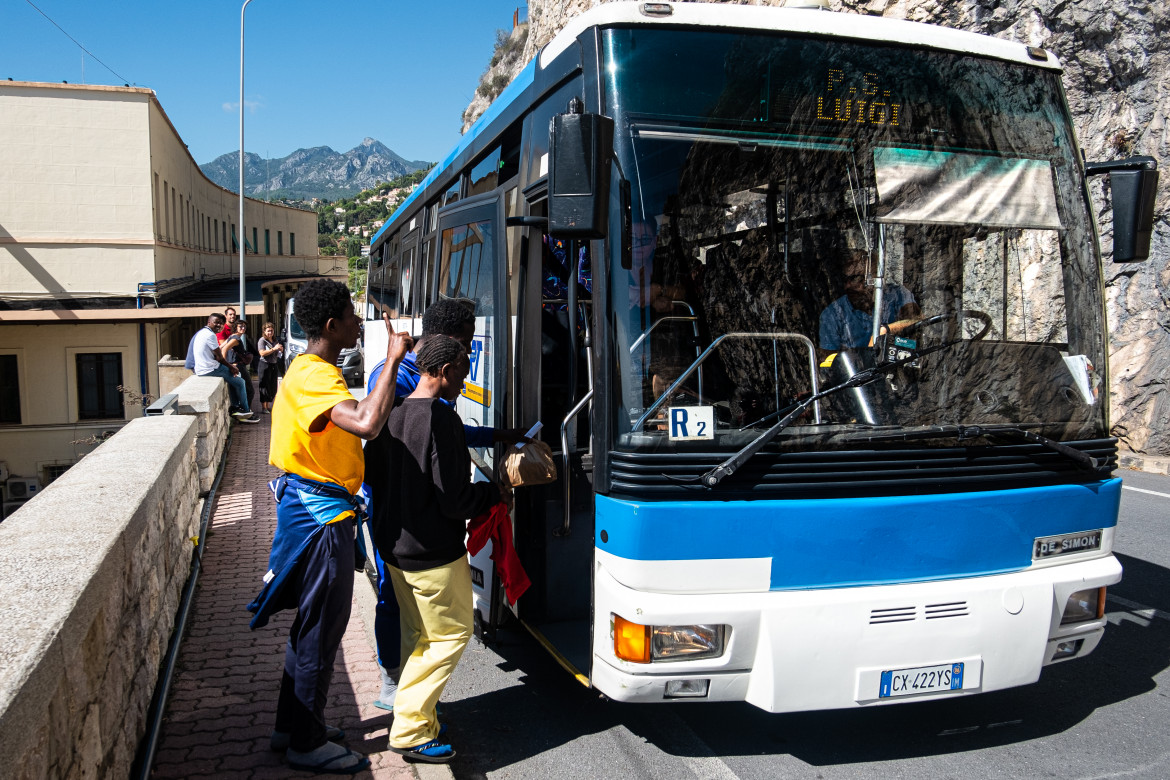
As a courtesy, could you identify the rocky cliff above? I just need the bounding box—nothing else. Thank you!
[465,0,1168,457]
[200,137,429,201]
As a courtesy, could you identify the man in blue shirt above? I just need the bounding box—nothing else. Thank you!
[819,249,921,355]
[364,299,527,712]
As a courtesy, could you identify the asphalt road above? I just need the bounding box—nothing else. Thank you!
[431,469,1170,779]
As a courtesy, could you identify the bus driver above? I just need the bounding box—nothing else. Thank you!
[818,248,921,355]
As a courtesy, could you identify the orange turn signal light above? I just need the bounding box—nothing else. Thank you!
[613,614,651,663]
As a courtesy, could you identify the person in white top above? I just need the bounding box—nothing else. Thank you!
[188,312,256,421]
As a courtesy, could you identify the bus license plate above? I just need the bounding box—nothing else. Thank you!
[879,662,964,698]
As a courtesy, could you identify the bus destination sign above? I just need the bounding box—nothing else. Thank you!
[815,68,902,127]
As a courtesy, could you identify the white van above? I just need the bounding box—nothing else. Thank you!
[284,297,363,386]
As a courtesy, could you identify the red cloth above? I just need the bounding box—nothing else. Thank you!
[467,502,530,605]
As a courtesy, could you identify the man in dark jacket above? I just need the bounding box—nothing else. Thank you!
[365,335,508,763]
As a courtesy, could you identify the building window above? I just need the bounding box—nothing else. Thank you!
[253,227,258,254]
[278,231,283,255]
[290,232,296,256]
[265,229,270,255]
[214,219,220,251]
[0,355,20,424]
[222,222,228,254]
[76,353,123,420]
[43,463,72,484]
[153,174,161,237]
[163,180,171,239]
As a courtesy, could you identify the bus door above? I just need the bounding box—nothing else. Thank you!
[507,196,597,681]
[436,195,508,636]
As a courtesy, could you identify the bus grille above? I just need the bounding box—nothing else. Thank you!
[870,606,916,624]
[607,438,1117,500]
[925,601,969,619]
[870,601,970,625]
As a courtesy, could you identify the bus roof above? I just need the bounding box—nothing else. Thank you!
[372,1,1060,250]
[542,2,1061,72]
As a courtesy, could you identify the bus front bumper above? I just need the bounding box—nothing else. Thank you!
[590,553,1121,712]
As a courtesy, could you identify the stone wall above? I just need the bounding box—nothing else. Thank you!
[465,0,1169,457]
[0,374,230,779]
[174,376,231,493]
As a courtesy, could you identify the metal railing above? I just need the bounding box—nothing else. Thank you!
[632,331,820,432]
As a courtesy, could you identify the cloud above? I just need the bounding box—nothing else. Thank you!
[222,99,263,114]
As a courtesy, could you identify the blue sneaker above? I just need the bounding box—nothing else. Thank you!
[390,738,455,763]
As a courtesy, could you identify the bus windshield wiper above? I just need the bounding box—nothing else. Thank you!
[845,424,1101,471]
[700,338,959,488]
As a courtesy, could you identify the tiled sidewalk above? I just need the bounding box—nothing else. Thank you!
[151,411,415,779]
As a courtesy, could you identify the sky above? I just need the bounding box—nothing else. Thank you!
[2,0,528,165]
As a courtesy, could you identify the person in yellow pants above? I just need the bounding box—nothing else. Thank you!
[387,558,472,750]
[366,335,509,763]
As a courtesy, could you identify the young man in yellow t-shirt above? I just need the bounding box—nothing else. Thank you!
[248,279,411,774]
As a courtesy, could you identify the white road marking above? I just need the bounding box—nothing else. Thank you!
[1122,485,1170,499]
[1106,593,1170,622]
[658,709,742,780]
[1072,748,1170,779]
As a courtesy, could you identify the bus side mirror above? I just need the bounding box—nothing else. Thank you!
[548,100,613,239]
[1085,156,1159,263]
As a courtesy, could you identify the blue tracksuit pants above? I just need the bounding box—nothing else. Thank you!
[272,516,354,751]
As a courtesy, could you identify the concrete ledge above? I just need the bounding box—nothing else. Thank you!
[1118,450,1170,476]
[0,415,201,779]
[174,375,226,417]
[157,355,193,397]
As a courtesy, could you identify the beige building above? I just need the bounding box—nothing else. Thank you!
[0,81,341,506]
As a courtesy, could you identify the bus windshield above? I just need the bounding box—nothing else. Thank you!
[603,27,1106,453]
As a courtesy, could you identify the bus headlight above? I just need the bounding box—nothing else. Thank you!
[652,624,726,661]
[1060,586,1106,625]
[612,615,728,663]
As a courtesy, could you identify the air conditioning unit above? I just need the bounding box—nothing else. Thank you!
[2,499,29,521]
[5,477,41,500]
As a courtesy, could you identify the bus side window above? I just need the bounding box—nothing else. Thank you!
[420,238,435,309]
[383,251,401,318]
[438,219,495,316]
[400,245,415,316]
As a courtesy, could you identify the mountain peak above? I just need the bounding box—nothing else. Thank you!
[198,139,430,200]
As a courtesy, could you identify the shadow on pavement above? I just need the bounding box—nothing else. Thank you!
[441,552,1170,775]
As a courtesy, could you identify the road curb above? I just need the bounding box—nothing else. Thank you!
[413,763,457,780]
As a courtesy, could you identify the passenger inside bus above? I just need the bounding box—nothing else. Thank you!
[628,215,710,398]
[539,235,593,439]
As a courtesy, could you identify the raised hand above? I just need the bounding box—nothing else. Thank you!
[387,331,413,363]
[381,312,414,362]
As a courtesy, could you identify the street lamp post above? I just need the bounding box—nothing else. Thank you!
[239,0,255,319]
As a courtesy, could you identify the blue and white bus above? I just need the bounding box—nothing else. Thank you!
[363,2,1157,711]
